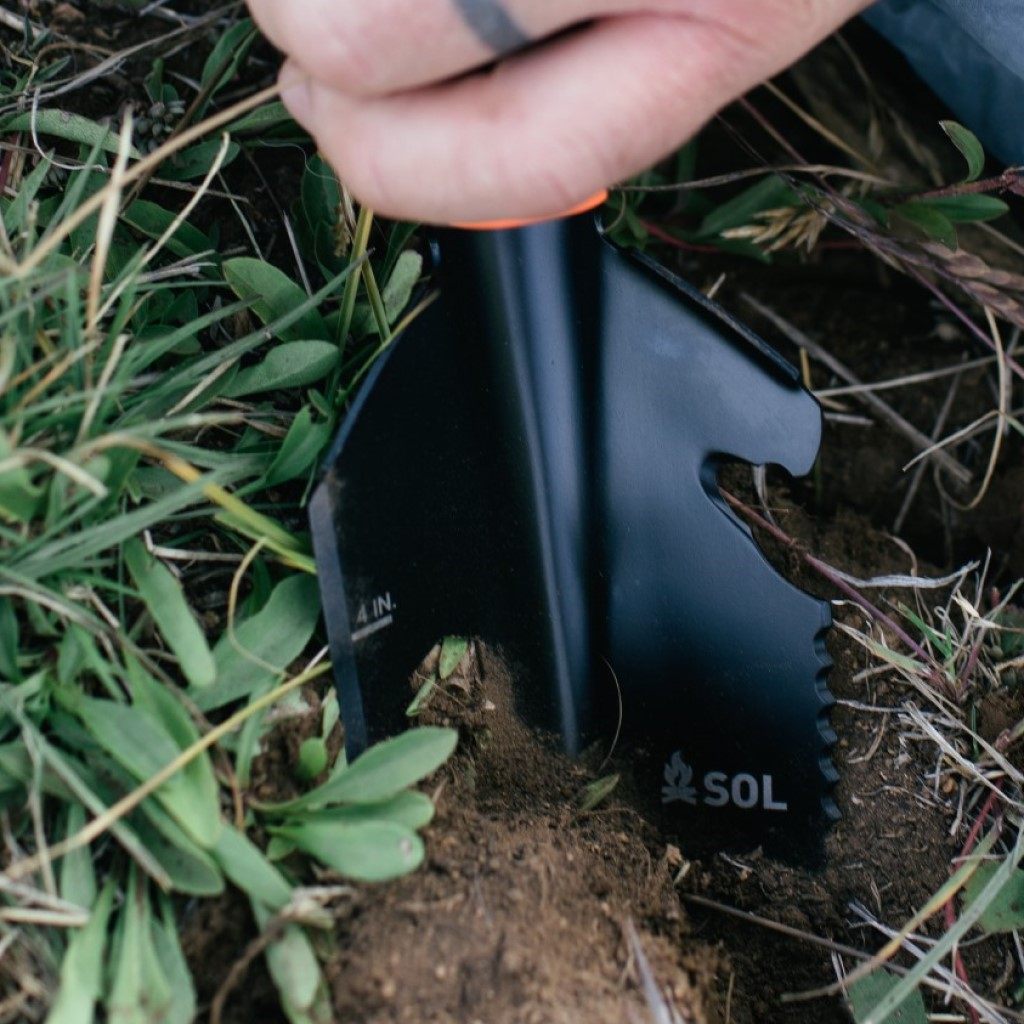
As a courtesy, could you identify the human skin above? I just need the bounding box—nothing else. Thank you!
[246,0,873,224]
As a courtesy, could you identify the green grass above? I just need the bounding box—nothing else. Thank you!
[0,18,450,1023]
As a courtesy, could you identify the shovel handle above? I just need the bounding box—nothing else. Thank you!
[448,189,608,232]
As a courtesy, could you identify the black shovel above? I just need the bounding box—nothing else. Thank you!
[309,209,838,862]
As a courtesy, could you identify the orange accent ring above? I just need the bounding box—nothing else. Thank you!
[451,189,608,231]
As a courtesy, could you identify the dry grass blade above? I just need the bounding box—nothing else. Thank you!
[741,293,973,486]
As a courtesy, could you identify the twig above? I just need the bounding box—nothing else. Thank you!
[893,365,963,534]
[720,489,945,678]
[741,294,972,487]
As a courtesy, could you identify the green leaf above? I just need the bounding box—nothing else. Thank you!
[160,139,240,182]
[122,201,214,259]
[381,251,422,324]
[0,599,21,682]
[45,881,114,1024]
[106,871,173,1024]
[0,428,42,524]
[940,120,986,182]
[579,773,620,813]
[262,407,333,489]
[296,737,329,782]
[290,790,436,832]
[915,194,1009,224]
[439,636,469,680]
[273,819,424,882]
[124,538,216,688]
[5,155,52,235]
[962,863,1024,933]
[695,175,797,240]
[894,202,958,249]
[130,810,225,897]
[1,110,141,158]
[198,574,321,710]
[200,19,256,98]
[212,825,293,911]
[74,696,221,847]
[224,257,329,342]
[848,970,927,1024]
[268,727,457,812]
[59,804,96,909]
[150,895,196,1024]
[227,101,296,135]
[224,340,339,397]
[406,673,437,718]
[254,902,332,1024]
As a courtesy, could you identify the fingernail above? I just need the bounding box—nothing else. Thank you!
[279,62,315,130]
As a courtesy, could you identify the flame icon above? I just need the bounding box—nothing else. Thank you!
[662,751,698,805]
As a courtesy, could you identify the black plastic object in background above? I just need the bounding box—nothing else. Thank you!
[310,214,838,862]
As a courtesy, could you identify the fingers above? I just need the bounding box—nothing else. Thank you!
[249,0,643,97]
[280,3,870,224]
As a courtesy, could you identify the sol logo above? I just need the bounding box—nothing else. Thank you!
[661,751,789,813]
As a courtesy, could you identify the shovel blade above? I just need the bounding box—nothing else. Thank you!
[312,216,837,862]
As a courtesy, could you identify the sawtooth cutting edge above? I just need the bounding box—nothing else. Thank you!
[310,211,838,863]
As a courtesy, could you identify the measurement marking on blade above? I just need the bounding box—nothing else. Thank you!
[352,614,394,643]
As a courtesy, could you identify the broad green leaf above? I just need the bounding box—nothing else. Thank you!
[45,881,114,1024]
[301,155,341,234]
[198,574,321,710]
[941,120,986,182]
[59,804,96,909]
[200,19,256,97]
[212,825,293,911]
[224,257,329,342]
[848,971,927,1024]
[224,340,339,397]
[122,201,214,259]
[1,110,141,158]
[74,696,221,847]
[124,538,216,688]
[106,871,173,1024]
[130,810,225,897]
[289,791,436,832]
[439,636,469,680]
[916,194,1009,224]
[268,727,457,812]
[962,863,1024,933]
[150,895,196,1024]
[381,251,422,324]
[894,202,958,249]
[274,819,424,882]
[254,902,332,1024]
[695,175,797,240]
[227,101,295,135]
[262,407,333,489]
[160,139,240,182]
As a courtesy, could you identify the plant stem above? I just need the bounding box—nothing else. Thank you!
[335,205,374,356]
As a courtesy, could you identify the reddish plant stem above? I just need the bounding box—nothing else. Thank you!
[942,783,1004,1024]
[639,220,721,254]
[918,167,1024,201]
[720,490,946,682]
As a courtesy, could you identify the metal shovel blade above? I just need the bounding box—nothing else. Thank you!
[310,214,837,862]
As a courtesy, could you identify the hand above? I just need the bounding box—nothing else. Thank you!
[247,0,871,224]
